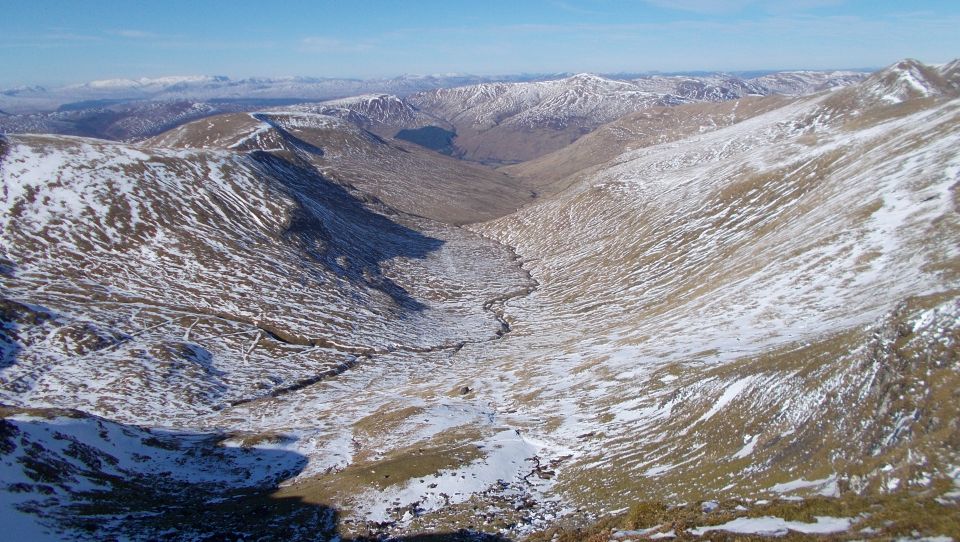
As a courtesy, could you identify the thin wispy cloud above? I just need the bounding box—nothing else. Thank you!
[107,26,278,52]
[45,32,103,42]
[1,0,957,87]
[154,39,279,51]
[0,31,102,50]
[112,29,160,39]
[641,0,753,14]
[641,0,846,14]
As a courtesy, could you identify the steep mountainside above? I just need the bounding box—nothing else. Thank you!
[503,95,792,193]
[852,58,959,104]
[743,69,867,95]
[627,70,866,99]
[146,111,533,223]
[407,71,866,164]
[0,113,545,539]
[470,58,960,513]
[0,131,531,421]
[281,94,446,139]
[0,100,254,142]
[1,60,958,541]
[407,74,673,165]
[0,406,337,541]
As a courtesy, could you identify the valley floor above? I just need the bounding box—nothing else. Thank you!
[2,60,960,541]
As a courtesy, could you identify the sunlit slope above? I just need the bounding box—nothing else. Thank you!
[1,60,958,539]
[407,71,865,165]
[0,133,530,425]
[470,59,960,504]
[147,111,534,224]
[503,95,791,194]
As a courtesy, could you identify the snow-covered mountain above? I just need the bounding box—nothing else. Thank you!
[743,69,868,95]
[145,110,530,224]
[1,70,867,165]
[503,95,794,191]
[470,58,960,518]
[1,59,958,540]
[408,70,869,134]
[0,74,551,114]
[282,94,444,137]
[406,70,867,164]
[856,58,960,104]
[0,100,254,142]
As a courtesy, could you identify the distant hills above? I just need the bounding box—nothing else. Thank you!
[2,58,959,540]
[0,69,868,163]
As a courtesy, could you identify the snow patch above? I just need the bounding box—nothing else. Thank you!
[690,515,852,536]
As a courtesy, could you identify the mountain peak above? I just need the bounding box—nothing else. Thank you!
[938,58,960,89]
[860,58,956,104]
[568,72,605,80]
[563,73,624,86]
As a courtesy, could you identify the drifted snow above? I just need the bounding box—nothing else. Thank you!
[689,515,853,536]
[769,476,838,495]
[359,429,550,523]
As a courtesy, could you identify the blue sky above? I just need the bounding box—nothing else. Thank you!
[1,0,958,87]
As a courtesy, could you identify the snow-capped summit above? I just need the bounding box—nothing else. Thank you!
[296,93,433,128]
[859,58,958,104]
[746,70,866,95]
[563,72,633,87]
[938,58,960,89]
[409,74,659,129]
[404,68,867,164]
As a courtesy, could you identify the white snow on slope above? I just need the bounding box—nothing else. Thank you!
[690,515,853,536]
[695,377,756,425]
[0,60,957,537]
[0,412,306,540]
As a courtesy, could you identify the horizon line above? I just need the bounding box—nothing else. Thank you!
[1,65,887,91]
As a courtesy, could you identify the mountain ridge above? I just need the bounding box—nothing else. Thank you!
[1,58,958,540]
[1,69,869,167]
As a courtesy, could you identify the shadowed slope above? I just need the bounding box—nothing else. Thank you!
[0,407,337,541]
[1,61,957,540]
[0,132,530,425]
[148,112,535,225]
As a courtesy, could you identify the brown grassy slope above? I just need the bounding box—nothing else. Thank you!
[448,123,592,166]
[502,96,790,196]
[147,112,536,225]
[472,64,960,518]
[528,492,960,541]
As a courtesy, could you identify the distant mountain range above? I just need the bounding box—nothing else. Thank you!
[0,74,561,114]
[0,69,869,163]
[2,58,960,540]
[0,70,868,113]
